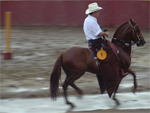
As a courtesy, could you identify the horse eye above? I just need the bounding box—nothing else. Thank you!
[136,27,140,34]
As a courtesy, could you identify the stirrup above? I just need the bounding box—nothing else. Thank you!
[95,59,100,66]
[94,57,98,59]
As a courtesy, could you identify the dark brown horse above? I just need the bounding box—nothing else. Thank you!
[50,19,146,108]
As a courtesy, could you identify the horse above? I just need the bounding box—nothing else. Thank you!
[50,19,146,108]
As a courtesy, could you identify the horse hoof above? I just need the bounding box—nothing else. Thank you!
[69,103,75,108]
[77,94,83,99]
[113,98,120,106]
[132,90,136,94]
[70,104,75,108]
[132,87,137,94]
[78,90,83,95]
[116,101,120,105]
[114,100,120,105]
[67,102,75,108]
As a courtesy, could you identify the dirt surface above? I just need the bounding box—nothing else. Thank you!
[0,26,150,112]
[67,109,150,113]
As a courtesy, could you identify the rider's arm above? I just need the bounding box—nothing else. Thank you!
[97,31,109,37]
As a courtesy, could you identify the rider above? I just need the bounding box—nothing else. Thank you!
[83,2,109,59]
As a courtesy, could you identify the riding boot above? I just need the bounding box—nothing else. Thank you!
[90,48,97,59]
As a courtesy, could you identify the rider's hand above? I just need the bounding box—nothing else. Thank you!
[104,31,110,37]
[97,31,110,38]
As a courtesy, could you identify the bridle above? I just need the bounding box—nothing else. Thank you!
[129,22,141,45]
[113,22,142,46]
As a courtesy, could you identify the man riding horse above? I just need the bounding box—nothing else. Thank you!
[83,2,109,59]
[50,2,146,108]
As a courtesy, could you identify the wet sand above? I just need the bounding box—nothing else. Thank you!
[67,109,150,113]
[1,92,150,113]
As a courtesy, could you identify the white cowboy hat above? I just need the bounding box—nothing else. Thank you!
[85,2,103,15]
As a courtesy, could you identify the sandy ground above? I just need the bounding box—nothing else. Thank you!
[1,92,150,113]
[67,109,150,113]
[0,26,150,113]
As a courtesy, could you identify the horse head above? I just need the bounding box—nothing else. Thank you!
[113,19,146,47]
[129,19,146,46]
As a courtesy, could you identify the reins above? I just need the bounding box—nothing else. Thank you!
[112,38,134,46]
[112,21,141,46]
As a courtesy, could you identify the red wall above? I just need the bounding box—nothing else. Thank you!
[1,1,149,28]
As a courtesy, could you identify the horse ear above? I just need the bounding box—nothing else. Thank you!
[130,19,135,25]
[130,19,133,23]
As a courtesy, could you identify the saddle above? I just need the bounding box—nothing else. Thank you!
[89,39,126,77]
[106,40,120,61]
[89,39,119,60]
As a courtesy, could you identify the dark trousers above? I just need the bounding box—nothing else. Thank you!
[88,37,103,57]
[88,37,103,49]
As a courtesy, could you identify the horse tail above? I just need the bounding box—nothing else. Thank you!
[50,53,63,100]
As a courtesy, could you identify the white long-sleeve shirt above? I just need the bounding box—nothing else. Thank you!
[83,15,102,40]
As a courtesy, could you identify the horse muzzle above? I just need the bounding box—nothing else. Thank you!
[136,39,146,47]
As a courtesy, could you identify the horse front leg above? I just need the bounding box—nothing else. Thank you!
[113,85,120,105]
[127,68,137,93]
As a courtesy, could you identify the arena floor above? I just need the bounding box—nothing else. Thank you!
[0,26,149,113]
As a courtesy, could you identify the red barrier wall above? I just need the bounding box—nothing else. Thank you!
[1,1,149,28]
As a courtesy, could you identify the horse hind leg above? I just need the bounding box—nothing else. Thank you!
[62,72,84,108]
[68,74,84,97]
[62,66,75,108]
[63,67,84,95]
[62,79,75,108]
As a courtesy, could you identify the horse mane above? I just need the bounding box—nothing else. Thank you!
[113,22,129,38]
